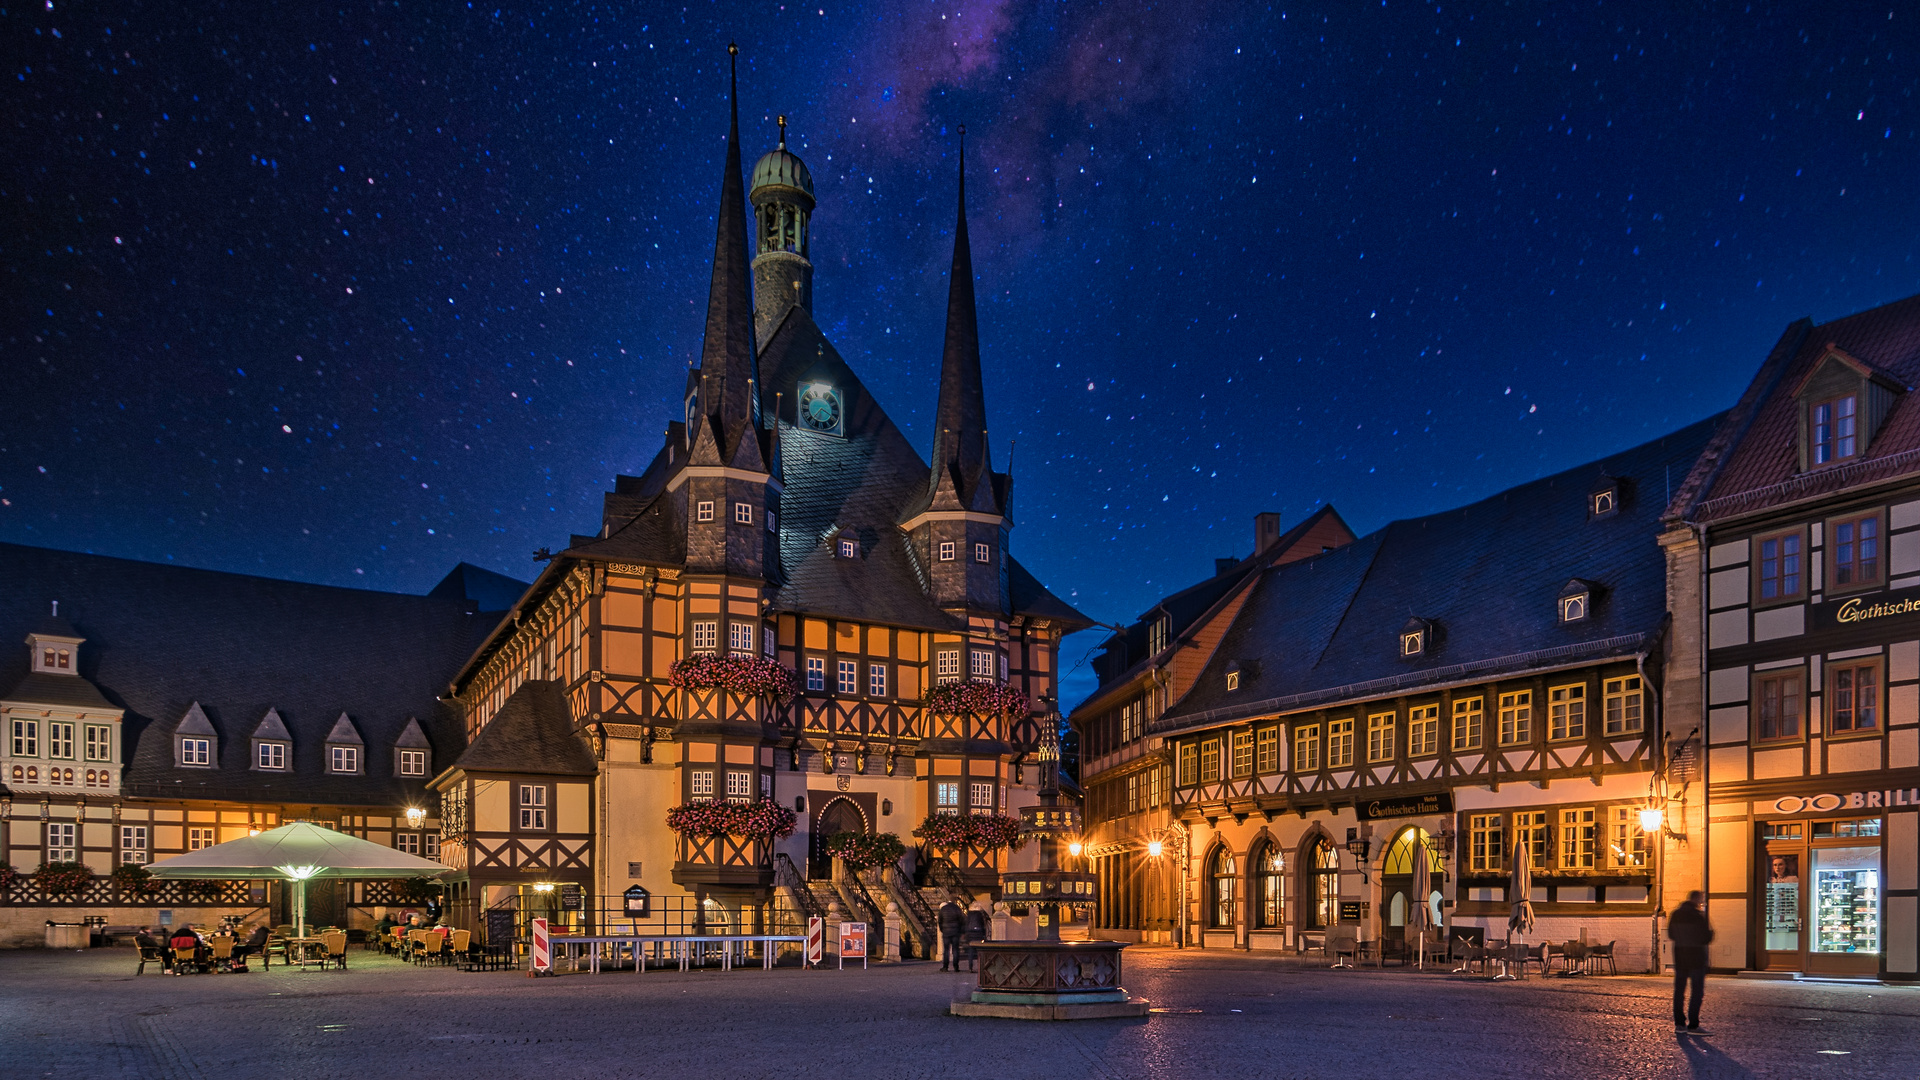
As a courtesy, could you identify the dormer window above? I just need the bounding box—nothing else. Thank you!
[1399,617,1433,659]
[41,648,70,670]
[1148,614,1170,656]
[1794,348,1904,471]
[257,742,287,770]
[1559,579,1594,624]
[398,749,427,776]
[1225,659,1254,691]
[1812,395,1858,464]
[324,712,365,775]
[330,746,359,773]
[1588,475,1620,519]
[838,536,858,559]
[1226,671,1240,692]
[181,738,211,766]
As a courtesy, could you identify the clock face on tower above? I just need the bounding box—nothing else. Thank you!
[797,382,843,436]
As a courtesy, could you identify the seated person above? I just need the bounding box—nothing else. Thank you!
[233,924,270,961]
[135,927,171,970]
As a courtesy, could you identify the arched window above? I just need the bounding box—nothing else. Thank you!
[1251,841,1283,929]
[1208,847,1237,928]
[1383,828,1445,875]
[1306,837,1340,930]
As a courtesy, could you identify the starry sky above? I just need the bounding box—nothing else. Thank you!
[6,2,1920,707]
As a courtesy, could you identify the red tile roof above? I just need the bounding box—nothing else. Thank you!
[1693,292,1920,522]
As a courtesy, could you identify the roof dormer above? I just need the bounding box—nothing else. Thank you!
[250,708,292,771]
[175,701,218,768]
[394,717,432,778]
[324,712,365,775]
[1559,578,1599,624]
[1399,617,1436,659]
[1793,346,1906,471]
[25,604,83,675]
[1587,473,1622,520]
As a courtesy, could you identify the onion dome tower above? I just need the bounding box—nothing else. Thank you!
[749,115,816,344]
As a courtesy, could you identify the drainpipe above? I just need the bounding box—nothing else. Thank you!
[1637,646,1661,976]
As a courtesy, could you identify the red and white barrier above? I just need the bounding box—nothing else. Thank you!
[531,917,552,975]
[805,916,824,968]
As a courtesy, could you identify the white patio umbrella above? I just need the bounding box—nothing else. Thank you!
[1409,832,1435,970]
[1496,835,1536,980]
[146,821,447,936]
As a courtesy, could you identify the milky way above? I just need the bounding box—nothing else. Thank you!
[5,2,1919,703]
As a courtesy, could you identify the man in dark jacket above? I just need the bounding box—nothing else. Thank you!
[1668,891,1714,1033]
[937,900,965,971]
[963,904,990,973]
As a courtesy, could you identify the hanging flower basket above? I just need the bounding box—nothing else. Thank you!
[822,831,905,870]
[32,862,92,896]
[665,800,798,841]
[669,654,800,703]
[922,680,1029,719]
[396,876,444,904]
[913,814,1028,853]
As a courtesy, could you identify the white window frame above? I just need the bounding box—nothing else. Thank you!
[935,781,960,814]
[729,621,755,654]
[969,781,995,816]
[1498,690,1532,746]
[806,656,826,691]
[696,500,714,522]
[519,783,550,829]
[180,737,210,767]
[1451,696,1484,751]
[398,748,427,776]
[725,769,752,803]
[837,659,858,694]
[692,621,718,653]
[868,663,888,697]
[395,832,422,855]
[1407,703,1440,757]
[974,542,990,564]
[936,650,961,683]
[970,649,995,679]
[46,822,77,863]
[329,745,360,774]
[838,536,857,558]
[47,722,74,759]
[258,742,286,770]
[734,502,753,524]
[938,541,956,562]
[187,826,216,851]
[84,725,111,762]
[120,825,149,865]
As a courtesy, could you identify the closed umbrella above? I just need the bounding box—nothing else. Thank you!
[1409,832,1435,969]
[1497,834,1535,980]
[147,821,447,936]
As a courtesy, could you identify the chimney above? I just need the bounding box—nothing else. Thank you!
[1255,512,1282,554]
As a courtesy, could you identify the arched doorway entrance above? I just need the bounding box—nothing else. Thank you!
[1381,827,1446,936]
[811,797,867,879]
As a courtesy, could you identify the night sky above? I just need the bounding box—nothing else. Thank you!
[7,3,1920,705]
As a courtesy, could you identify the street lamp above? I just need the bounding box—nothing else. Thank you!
[405,806,426,830]
[1144,827,1190,948]
[1146,840,1164,858]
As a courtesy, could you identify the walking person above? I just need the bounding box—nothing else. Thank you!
[937,899,965,971]
[963,902,990,973]
[1668,891,1714,1034]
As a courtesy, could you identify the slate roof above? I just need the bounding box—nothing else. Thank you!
[1,670,117,711]
[1687,292,1920,521]
[428,563,532,615]
[0,543,518,806]
[1157,418,1721,733]
[1087,506,1352,689]
[447,679,596,777]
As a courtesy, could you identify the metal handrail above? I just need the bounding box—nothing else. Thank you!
[773,854,825,921]
[865,864,932,959]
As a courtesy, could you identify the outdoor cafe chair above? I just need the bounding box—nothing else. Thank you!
[449,929,472,966]
[1327,927,1359,969]
[1447,936,1484,975]
[208,936,236,971]
[170,945,202,974]
[135,943,169,975]
[323,931,349,971]
[1587,940,1617,975]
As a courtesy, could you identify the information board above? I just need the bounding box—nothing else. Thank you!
[839,921,867,969]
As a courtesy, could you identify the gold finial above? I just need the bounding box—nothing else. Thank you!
[727,41,738,56]
[777,114,787,149]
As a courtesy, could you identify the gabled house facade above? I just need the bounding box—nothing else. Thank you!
[1070,507,1354,943]
[1146,421,1717,969]
[1663,292,1920,979]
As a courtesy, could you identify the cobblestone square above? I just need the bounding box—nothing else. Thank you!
[3,946,1916,1079]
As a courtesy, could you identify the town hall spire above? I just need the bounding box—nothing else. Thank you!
[927,127,998,513]
[695,42,761,440]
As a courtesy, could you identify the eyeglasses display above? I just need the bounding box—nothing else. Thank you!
[1812,846,1879,955]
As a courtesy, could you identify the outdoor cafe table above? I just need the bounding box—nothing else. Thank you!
[281,936,328,969]
[547,934,807,974]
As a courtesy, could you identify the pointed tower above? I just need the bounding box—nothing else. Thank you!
[750,115,816,344]
[683,42,778,582]
[904,128,1012,615]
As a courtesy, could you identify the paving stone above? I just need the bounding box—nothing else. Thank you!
[1,946,1915,1079]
